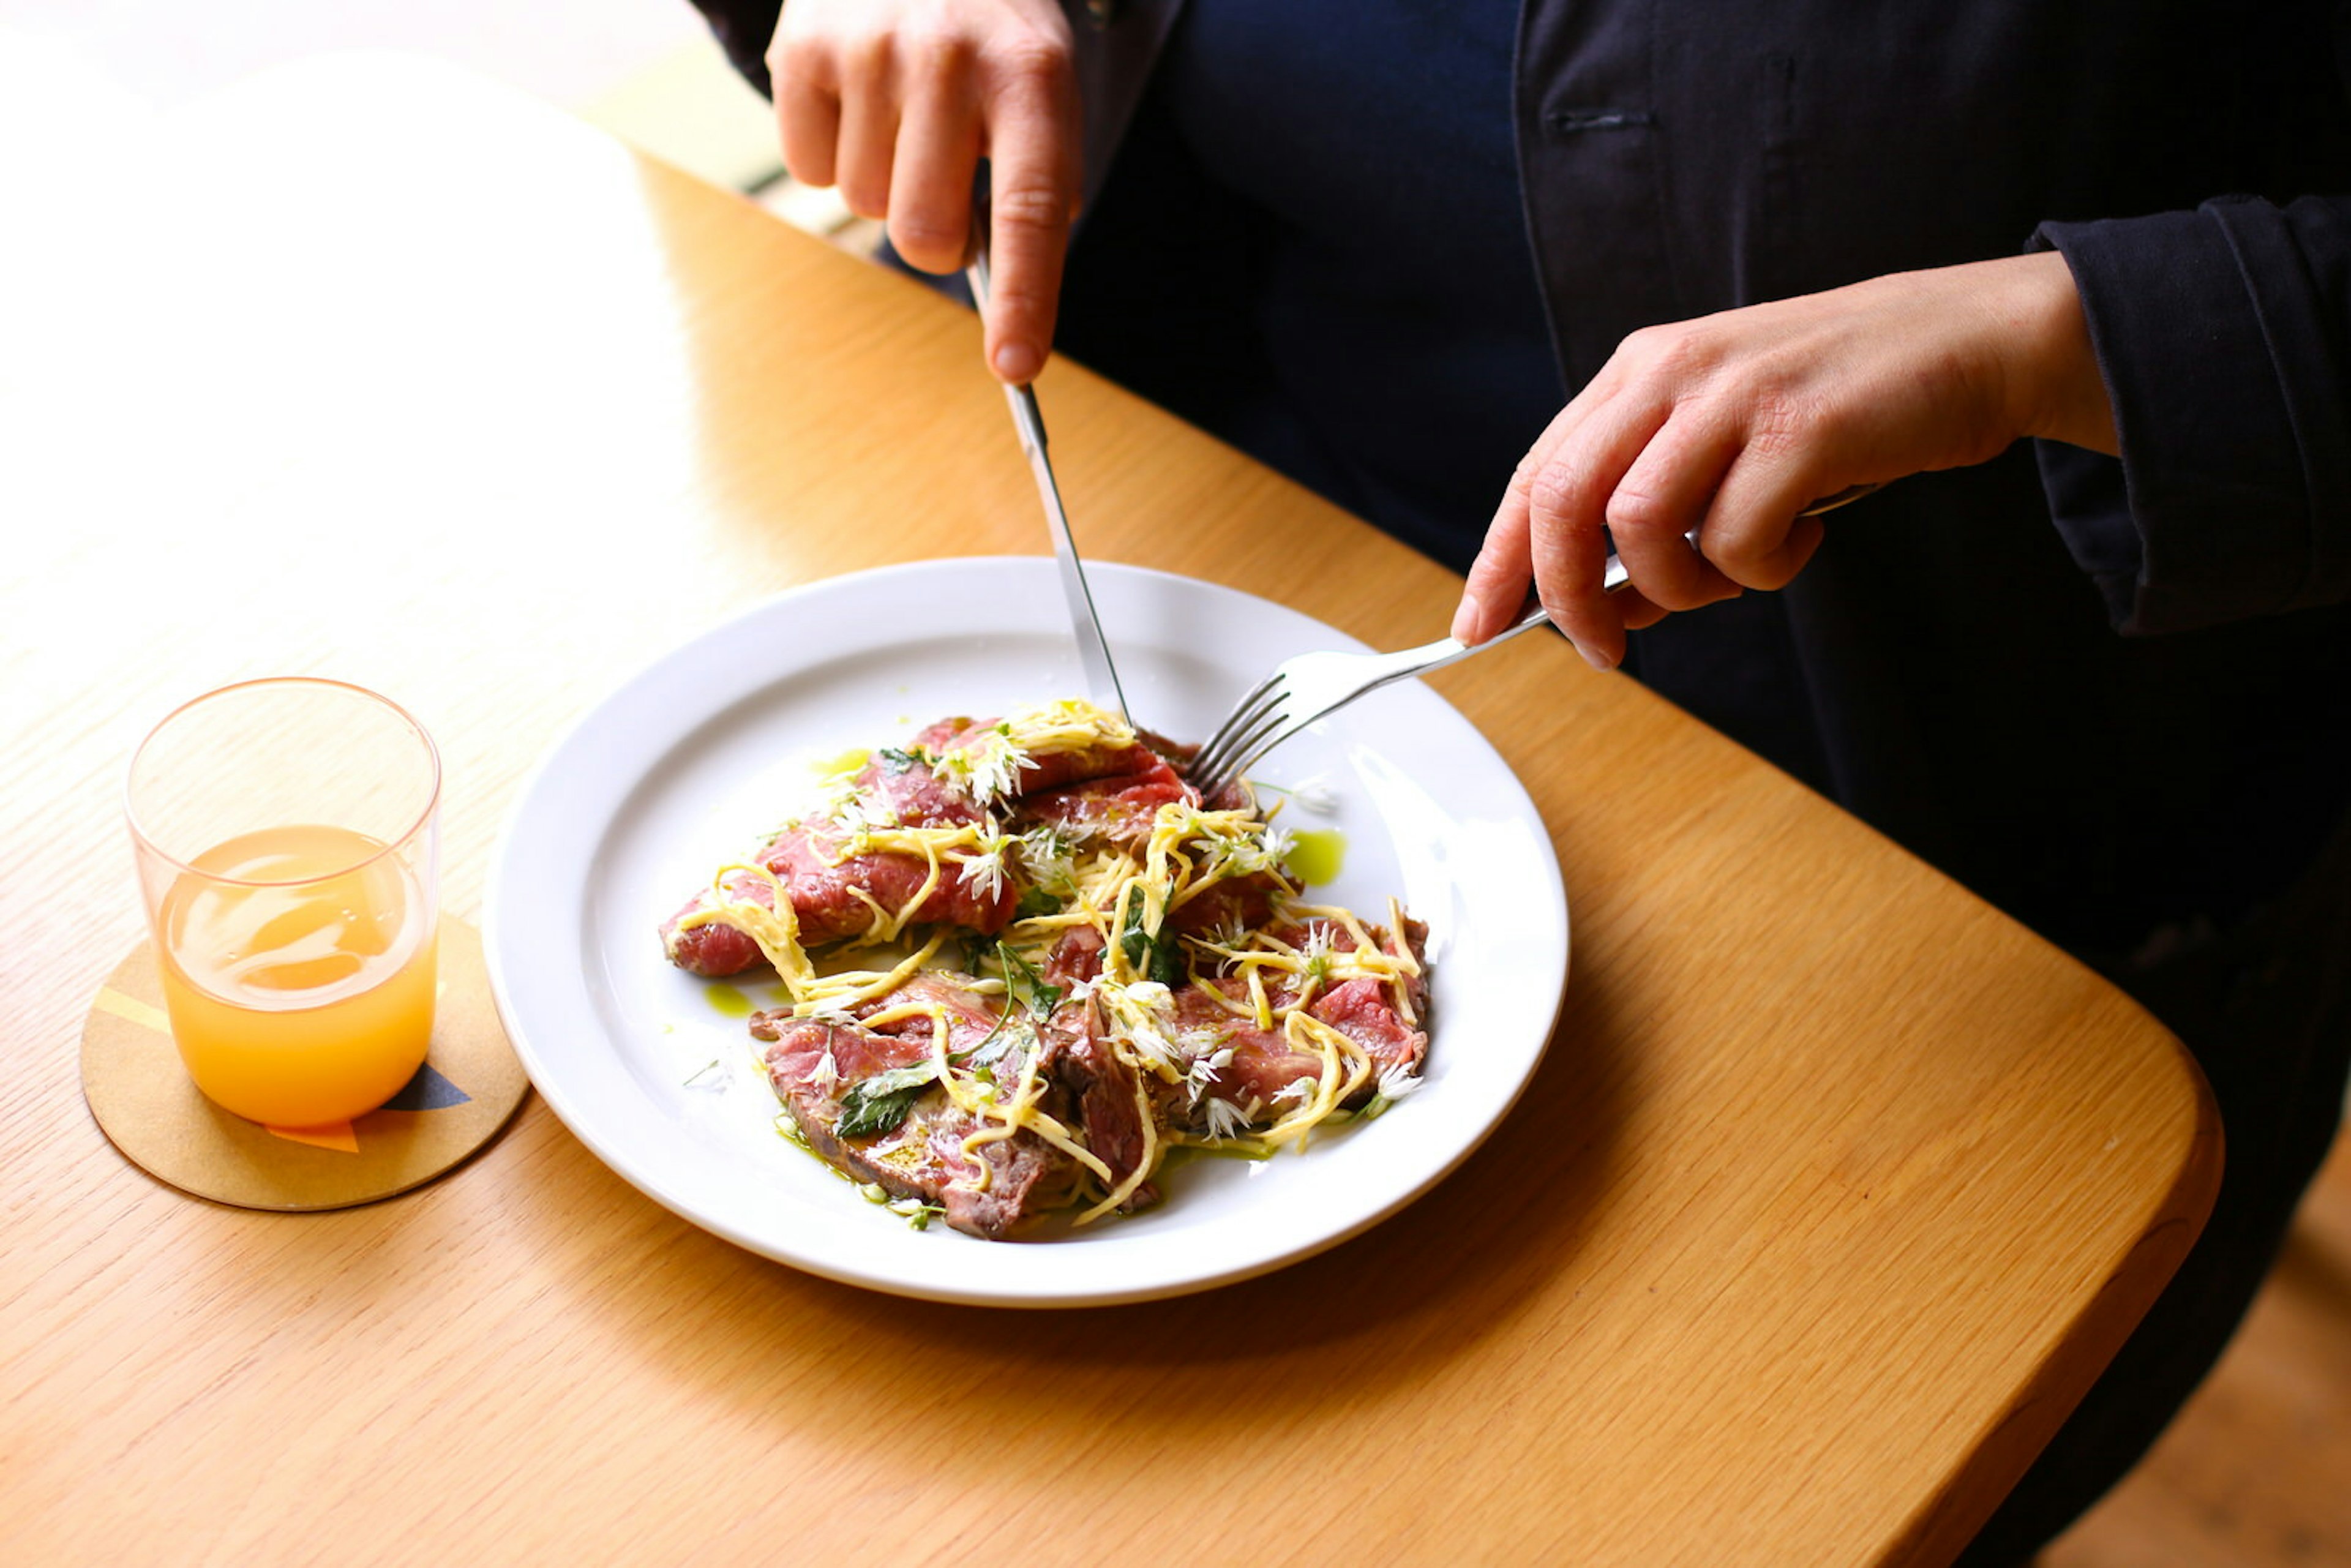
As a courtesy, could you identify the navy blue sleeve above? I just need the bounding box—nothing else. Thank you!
[2031,197,2351,635]
[687,0,781,96]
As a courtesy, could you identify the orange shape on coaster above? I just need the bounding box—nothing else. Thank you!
[96,988,172,1034]
[266,1122,359,1153]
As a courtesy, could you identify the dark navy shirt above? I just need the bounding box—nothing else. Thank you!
[1054,0,1562,571]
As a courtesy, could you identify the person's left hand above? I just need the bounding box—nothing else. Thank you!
[1450,252,2118,669]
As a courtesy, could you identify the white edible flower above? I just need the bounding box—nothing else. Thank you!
[1183,1043,1235,1106]
[1012,825,1077,893]
[958,833,1013,900]
[1269,1076,1316,1109]
[1100,980,1182,1075]
[1199,1095,1252,1142]
[1124,1017,1183,1076]
[811,764,896,834]
[812,771,863,822]
[935,728,1033,804]
[828,792,886,841]
[1176,1023,1233,1057]
[1299,925,1336,985]
[1221,823,1292,877]
[1375,1060,1425,1102]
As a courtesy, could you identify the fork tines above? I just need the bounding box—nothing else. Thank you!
[1187,674,1291,800]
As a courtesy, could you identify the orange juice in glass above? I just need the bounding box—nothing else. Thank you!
[127,679,441,1127]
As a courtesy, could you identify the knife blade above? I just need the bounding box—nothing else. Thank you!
[965,209,1132,726]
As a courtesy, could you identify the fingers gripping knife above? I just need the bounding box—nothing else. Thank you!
[965,180,1133,727]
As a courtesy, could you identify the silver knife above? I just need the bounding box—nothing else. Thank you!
[966,206,1133,726]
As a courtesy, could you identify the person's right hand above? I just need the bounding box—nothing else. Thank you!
[767,0,1082,384]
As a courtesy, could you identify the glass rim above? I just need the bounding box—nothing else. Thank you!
[124,676,443,888]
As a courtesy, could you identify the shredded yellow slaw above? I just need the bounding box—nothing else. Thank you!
[680,699,1423,1227]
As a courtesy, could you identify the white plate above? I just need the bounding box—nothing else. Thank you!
[484,558,1567,1307]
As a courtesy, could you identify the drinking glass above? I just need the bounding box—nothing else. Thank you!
[126,678,441,1127]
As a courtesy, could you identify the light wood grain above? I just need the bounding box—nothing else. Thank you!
[0,53,2216,1567]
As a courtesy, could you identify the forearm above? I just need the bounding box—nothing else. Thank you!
[1993,250,2115,457]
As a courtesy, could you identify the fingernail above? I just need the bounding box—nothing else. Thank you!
[1577,640,1616,673]
[993,342,1041,383]
[1450,589,1483,644]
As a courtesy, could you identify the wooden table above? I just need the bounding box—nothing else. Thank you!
[0,53,2217,1566]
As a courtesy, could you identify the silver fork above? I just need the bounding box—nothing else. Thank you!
[1185,590,1551,800]
[1185,484,1883,797]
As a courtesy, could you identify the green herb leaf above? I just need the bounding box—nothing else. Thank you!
[958,931,994,975]
[997,941,1065,1018]
[958,1015,1024,1071]
[834,1061,940,1139]
[1013,887,1063,921]
[1115,887,1187,988]
[1116,884,1149,969]
[875,746,920,773]
[855,1062,940,1097]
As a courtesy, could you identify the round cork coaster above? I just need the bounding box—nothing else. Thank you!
[80,917,529,1211]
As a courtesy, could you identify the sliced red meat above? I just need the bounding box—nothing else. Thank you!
[1044,925,1106,989]
[662,821,1018,978]
[1168,980,1324,1114]
[1251,915,1431,1089]
[662,872,772,976]
[1040,1000,1157,1209]
[855,970,1005,1056]
[1014,741,1164,795]
[792,819,1019,932]
[936,1130,1067,1237]
[1157,912,1431,1119]
[661,849,800,977]
[857,748,985,828]
[1011,773,1190,850]
[918,712,1161,800]
[1165,871,1284,937]
[1134,729,1251,814]
[1310,978,1428,1078]
[751,1012,1069,1240]
[753,1010,930,1080]
[1003,737,1195,853]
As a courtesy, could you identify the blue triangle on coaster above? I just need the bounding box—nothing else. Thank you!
[380,1061,473,1112]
